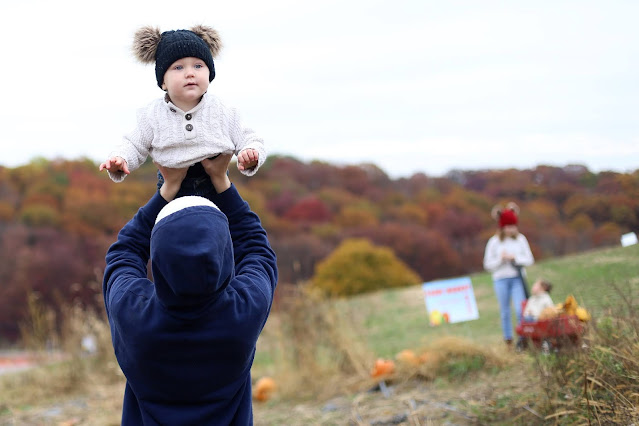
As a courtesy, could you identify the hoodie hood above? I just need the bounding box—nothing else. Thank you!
[151,198,234,314]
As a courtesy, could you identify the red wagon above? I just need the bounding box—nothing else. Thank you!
[516,313,586,353]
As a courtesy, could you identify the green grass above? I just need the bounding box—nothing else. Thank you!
[3,243,635,424]
[257,243,639,362]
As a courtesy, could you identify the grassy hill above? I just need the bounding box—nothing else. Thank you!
[248,242,639,423]
[1,242,637,424]
[256,241,639,365]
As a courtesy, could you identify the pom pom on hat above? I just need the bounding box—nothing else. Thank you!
[132,26,162,64]
[491,202,520,228]
[156,196,219,225]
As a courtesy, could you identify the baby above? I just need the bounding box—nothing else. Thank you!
[100,25,266,197]
[523,279,554,322]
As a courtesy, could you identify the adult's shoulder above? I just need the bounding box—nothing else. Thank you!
[486,234,500,245]
[516,233,531,243]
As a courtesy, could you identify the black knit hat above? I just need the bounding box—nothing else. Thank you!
[132,25,223,89]
[155,30,215,87]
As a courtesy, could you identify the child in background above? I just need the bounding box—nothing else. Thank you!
[100,25,266,197]
[523,279,554,322]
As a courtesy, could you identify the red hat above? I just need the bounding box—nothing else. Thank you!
[499,209,518,228]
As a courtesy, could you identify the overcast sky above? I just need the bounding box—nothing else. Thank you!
[1,0,637,178]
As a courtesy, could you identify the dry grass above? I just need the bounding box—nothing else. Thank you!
[531,281,639,424]
[254,284,521,424]
[256,284,374,400]
[408,335,512,382]
[3,262,638,424]
[1,293,122,423]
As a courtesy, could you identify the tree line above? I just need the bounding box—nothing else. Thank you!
[0,156,637,341]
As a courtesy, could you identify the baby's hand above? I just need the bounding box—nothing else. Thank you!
[99,156,130,175]
[237,149,259,171]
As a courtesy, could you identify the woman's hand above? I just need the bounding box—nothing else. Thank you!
[201,154,232,193]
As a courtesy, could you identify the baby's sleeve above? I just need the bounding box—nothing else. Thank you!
[107,107,154,182]
[229,108,267,177]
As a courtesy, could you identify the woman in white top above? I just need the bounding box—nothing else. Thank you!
[483,203,534,347]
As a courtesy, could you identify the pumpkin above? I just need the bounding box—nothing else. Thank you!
[539,306,559,320]
[253,376,277,402]
[576,306,591,322]
[562,295,578,315]
[370,358,396,378]
[395,349,419,366]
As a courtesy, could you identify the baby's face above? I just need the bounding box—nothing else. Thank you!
[161,57,210,111]
[532,281,543,295]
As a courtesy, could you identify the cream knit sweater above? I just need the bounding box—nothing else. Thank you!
[523,292,554,319]
[483,233,535,281]
[107,92,266,182]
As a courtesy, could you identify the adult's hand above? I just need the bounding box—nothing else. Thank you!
[156,163,189,201]
[201,154,232,193]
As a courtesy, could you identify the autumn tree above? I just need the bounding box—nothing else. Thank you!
[347,223,464,281]
[0,157,638,342]
[312,238,420,297]
[271,233,332,284]
[283,196,332,223]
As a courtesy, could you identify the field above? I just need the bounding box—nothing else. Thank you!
[1,243,637,425]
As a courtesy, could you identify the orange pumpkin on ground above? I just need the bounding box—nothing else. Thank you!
[370,358,396,378]
[395,349,420,366]
[253,376,277,402]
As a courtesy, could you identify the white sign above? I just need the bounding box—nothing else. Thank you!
[422,276,479,326]
[621,232,638,247]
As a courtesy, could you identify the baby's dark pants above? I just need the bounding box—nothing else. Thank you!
[156,161,216,199]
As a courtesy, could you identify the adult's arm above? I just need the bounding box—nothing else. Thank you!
[212,185,278,307]
[483,236,502,272]
[202,156,277,309]
[103,165,187,315]
[102,192,168,316]
[514,234,535,267]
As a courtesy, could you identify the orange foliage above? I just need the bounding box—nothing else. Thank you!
[283,197,332,223]
[1,157,638,340]
[335,205,379,227]
[0,202,14,221]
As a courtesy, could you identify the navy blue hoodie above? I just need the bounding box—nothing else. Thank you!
[103,185,277,425]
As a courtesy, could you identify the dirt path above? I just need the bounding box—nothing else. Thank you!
[1,358,540,425]
[253,364,539,425]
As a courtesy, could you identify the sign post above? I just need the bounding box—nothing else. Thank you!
[422,276,479,326]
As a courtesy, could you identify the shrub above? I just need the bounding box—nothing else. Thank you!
[312,238,420,297]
